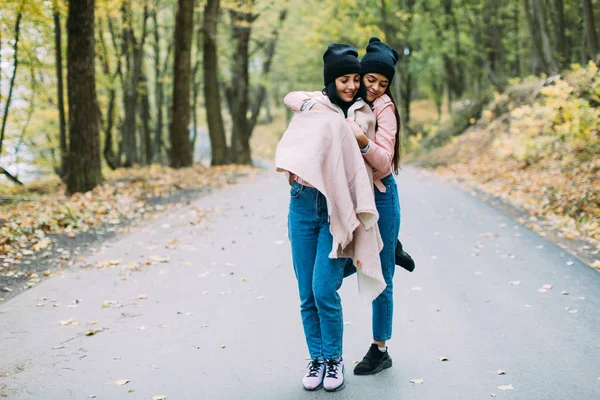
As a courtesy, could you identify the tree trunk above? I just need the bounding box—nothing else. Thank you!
[191,4,203,157]
[121,2,149,167]
[483,0,505,88]
[140,70,152,164]
[98,18,119,170]
[514,3,522,77]
[152,10,172,163]
[0,9,22,159]
[247,9,287,136]
[53,3,68,178]
[229,1,255,165]
[554,0,568,67]
[169,0,195,168]
[203,0,228,165]
[66,0,102,193]
[525,0,559,74]
[582,0,600,65]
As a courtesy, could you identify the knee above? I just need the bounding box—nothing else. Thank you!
[313,285,338,311]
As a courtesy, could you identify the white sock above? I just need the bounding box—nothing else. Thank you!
[378,347,387,352]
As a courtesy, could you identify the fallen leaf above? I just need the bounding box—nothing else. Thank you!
[496,369,506,375]
[591,260,600,269]
[88,396,97,399]
[561,291,569,295]
[352,360,359,364]
[438,357,449,361]
[128,388,135,393]
[220,345,226,349]
[159,324,169,328]
[538,288,548,293]
[510,281,521,286]
[134,294,148,300]
[498,384,514,391]
[542,284,553,289]
[138,326,146,331]
[410,378,424,384]
[152,396,167,400]
[569,310,578,314]
[566,260,574,266]
[115,379,129,385]
[490,394,496,397]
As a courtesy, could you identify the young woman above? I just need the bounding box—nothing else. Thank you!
[281,43,371,392]
[350,37,402,376]
[286,37,402,376]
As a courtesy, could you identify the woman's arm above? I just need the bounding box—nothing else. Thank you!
[283,91,322,112]
[362,102,396,172]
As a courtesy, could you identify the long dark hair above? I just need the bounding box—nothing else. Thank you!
[384,87,401,174]
[322,80,362,117]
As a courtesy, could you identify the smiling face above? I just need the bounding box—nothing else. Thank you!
[335,73,361,102]
[363,72,390,102]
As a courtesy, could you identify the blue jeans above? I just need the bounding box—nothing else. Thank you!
[372,174,401,342]
[288,182,346,360]
[342,174,401,341]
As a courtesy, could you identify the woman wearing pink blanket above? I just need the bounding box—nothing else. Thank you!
[285,37,403,377]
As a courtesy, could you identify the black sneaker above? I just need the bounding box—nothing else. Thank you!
[395,240,415,272]
[353,344,392,375]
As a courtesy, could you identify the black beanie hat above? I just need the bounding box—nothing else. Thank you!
[360,37,399,82]
[323,43,361,86]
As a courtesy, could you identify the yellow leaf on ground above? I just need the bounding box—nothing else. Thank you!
[498,384,514,391]
[115,379,129,385]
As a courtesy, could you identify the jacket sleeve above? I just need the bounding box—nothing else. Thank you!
[283,91,321,112]
[362,101,396,173]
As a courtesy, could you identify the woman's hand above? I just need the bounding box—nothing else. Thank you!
[346,118,369,148]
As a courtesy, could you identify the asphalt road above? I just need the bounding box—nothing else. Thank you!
[1,167,599,400]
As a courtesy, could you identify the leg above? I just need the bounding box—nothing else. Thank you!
[372,175,401,343]
[288,184,323,361]
[354,175,400,376]
[312,193,346,360]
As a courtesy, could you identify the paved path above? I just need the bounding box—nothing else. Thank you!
[1,167,599,400]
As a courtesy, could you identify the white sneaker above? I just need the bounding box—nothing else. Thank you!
[302,360,325,391]
[323,358,345,392]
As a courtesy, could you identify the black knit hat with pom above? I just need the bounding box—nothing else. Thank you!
[360,37,399,82]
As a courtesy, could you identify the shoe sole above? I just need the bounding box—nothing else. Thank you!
[353,359,392,376]
[323,382,345,392]
[303,382,323,391]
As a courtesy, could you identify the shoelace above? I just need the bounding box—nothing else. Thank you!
[325,359,341,378]
[306,360,323,378]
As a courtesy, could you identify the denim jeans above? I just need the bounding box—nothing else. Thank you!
[372,174,401,342]
[288,182,346,360]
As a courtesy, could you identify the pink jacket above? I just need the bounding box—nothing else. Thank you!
[284,92,397,193]
[276,94,386,299]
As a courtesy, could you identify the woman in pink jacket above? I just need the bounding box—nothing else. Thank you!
[285,37,402,377]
